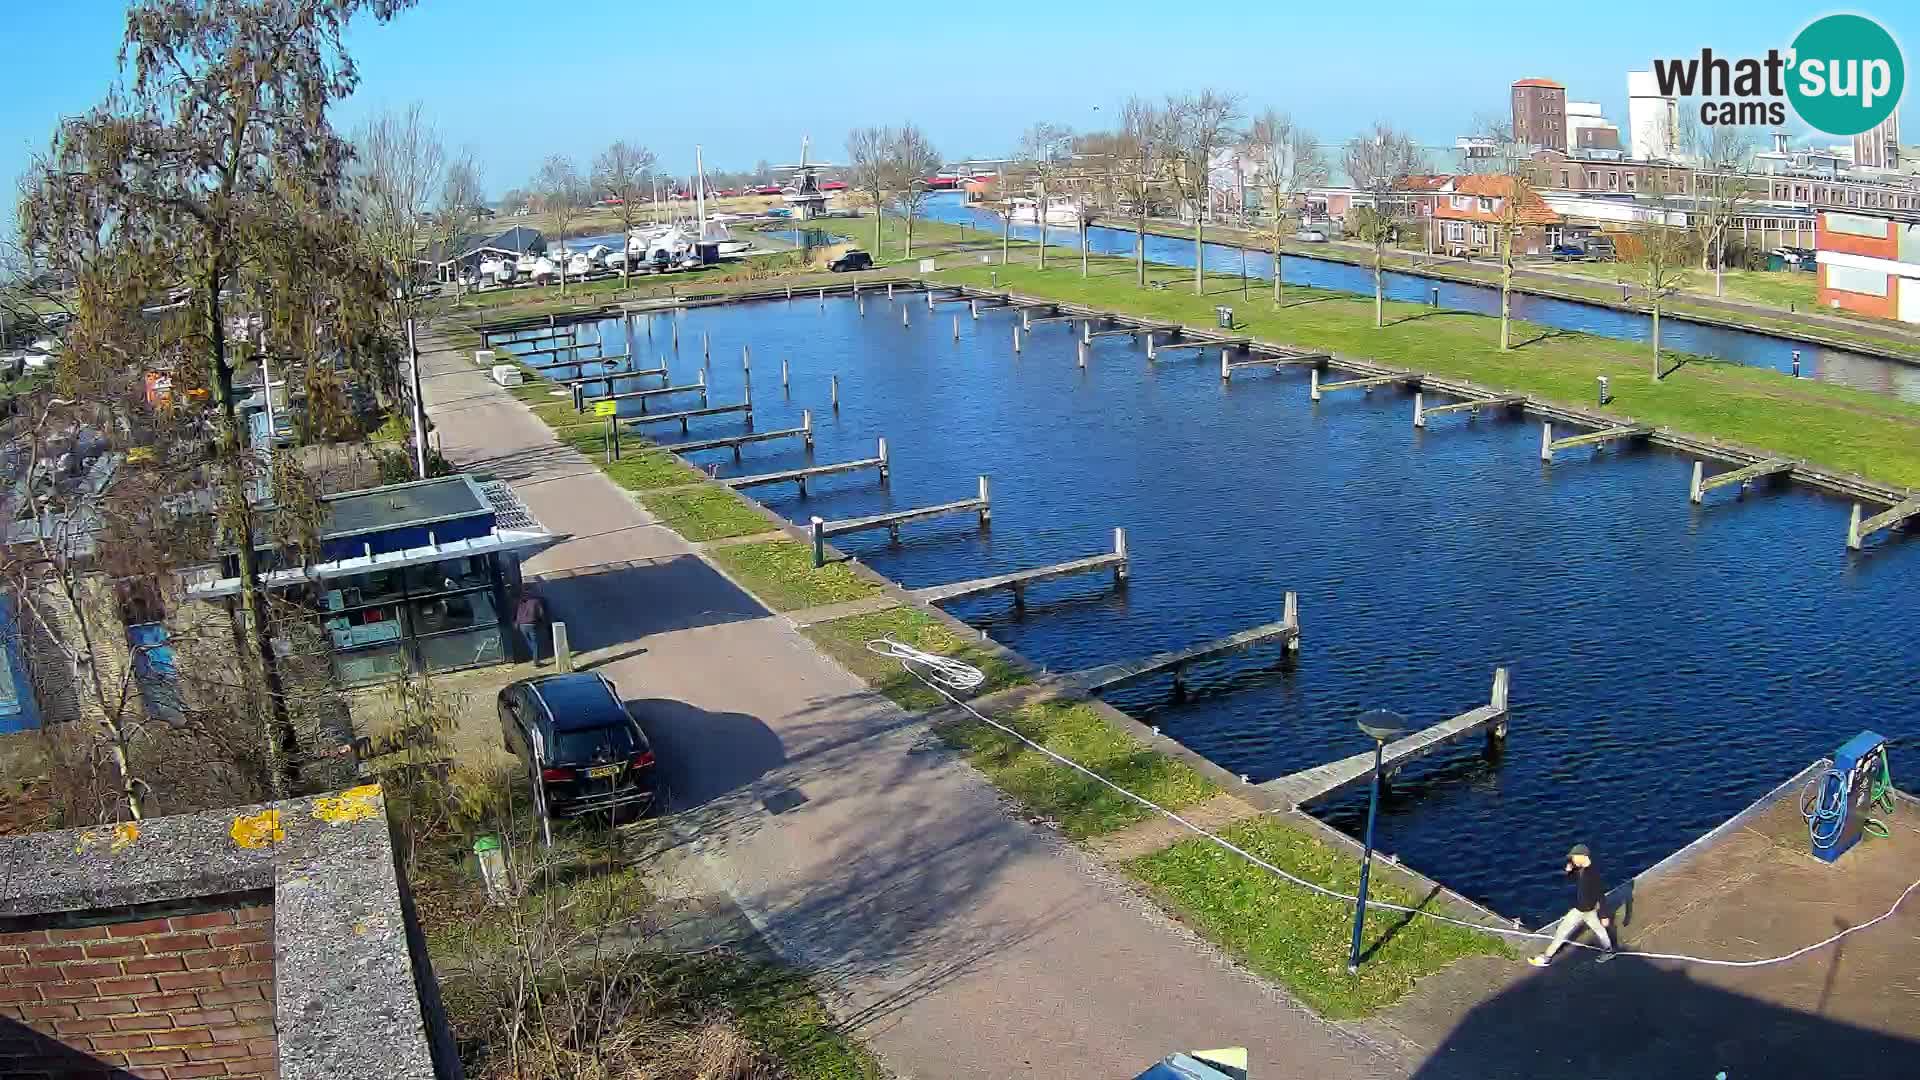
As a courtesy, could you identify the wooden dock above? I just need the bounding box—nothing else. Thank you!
[912,528,1129,606]
[1064,596,1300,698]
[609,379,709,414]
[1150,337,1245,359]
[666,412,812,458]
[1311,369,1420,401]
[1413,392,1526,428]
[1222,347,1331,380]
[529,350,630,370]
[623,402,751,434]
[808,477,991,565]
[1690,458,1793,503]
[1540,422,1653,461]
[551,365,666,388]
[723,438,889,495]
[1847,494,1920,550]
[1087,323,1174,341]
[1261,668,1510,808]
[514,340,602,359]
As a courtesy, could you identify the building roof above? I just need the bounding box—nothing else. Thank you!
[1434,175,1562,225]
[419,225,548,266]
[1513,78,1565,89]
[1395,175,1455,193]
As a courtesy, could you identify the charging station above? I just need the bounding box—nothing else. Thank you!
[1804,731,1891,864]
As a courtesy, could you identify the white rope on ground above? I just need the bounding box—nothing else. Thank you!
[868,638,1920,969]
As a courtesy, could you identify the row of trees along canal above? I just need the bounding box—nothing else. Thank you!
[0,0,452,825]
[849,90,1768,383]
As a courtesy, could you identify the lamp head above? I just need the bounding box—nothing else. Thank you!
[1356,709,1409,743]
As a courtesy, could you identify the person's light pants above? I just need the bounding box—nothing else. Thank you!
[1543,906,1610,957]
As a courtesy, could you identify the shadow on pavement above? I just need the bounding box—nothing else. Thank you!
[539,555,766,647]
[1408,954,1920,1080]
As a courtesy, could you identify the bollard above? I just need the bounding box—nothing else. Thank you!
[1113,527,1129,583]
[830,374,839,410]
[978,475,992,526]
[1540,422,1553,462]
[552,621,572,672]
[1013,325,1022,353]
[876,437,890,481]
[810,516,826,568]
[1310,367,1322,401]
[1413,392,1425,428]
[801,409,813,449]
[1792,349,1802,378]
[1597,375,1612,405]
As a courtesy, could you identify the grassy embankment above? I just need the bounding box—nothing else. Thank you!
[467,300,1508,1017]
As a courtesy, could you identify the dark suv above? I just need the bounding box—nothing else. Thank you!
[498,672,657,820]
[829,249,874,272]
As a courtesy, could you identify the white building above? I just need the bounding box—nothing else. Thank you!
[1853,111,1900,172]
[1627,70,1679,161]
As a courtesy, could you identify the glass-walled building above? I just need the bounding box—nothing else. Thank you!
[190,475,548,685]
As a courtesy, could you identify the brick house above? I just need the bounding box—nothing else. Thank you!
[1430,175,1563,255]
[1814,208,1920,322]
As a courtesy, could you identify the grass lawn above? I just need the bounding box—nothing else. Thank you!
[706,540,882,612]
[802,606,1029,711]
[939,698,1217,840]
[638,485,773,541]
[1130,818,1509,1019]
[935,256,1920,487]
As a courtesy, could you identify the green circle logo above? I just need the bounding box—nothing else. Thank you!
[1788,14,1904,136]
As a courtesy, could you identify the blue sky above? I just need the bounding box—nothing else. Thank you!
[2,1,1915,208]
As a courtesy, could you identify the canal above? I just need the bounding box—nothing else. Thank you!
[505,296,1919,923]
[917,194,1920,404]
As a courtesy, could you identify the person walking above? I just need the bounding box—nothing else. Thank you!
[1530,843,1615,966]
[513,585,546,666]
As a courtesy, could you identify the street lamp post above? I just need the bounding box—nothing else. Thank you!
[1348,709,1408,974]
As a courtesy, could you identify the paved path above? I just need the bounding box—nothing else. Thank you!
[420,326,1404,1079]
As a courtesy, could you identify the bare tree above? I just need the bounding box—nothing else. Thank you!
[892,124,942,259]
[1242,110,1328,302]
[846,126,895,257]
[1017,122,1075,270]
[534,155,585,294]
[1161,90,1242,294]
[435,153,485,300]
[1462,116,1540,350]
[20,0,411,797]
[1117,98,1166,287]
[1630,198,1695,381]
[1342,122,1426,327]
[1684,124,1756,297]
[592,141,656,284]
[352,102,443,322]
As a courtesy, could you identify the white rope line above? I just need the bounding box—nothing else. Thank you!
[869,638,1920,968]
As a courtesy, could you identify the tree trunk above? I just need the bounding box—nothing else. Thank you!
[208,280,299,799]
[905,210,914,258]
[1272,187,1284,304]
[1373,242,1385,327]
[1080,219,1088,277]
[1193,208,1205,294]
[1136,206,1146,287]
[1002,202,1010,265]
[874,195,883,256]
[1714,236,1724,296]
[1651,303,1662,381]
[1499,225,1513,351]
[1037,179,1048,270]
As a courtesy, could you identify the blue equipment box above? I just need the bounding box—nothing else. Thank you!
[1812,731,1887,864]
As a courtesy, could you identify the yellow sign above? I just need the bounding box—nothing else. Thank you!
[593,401,618,417]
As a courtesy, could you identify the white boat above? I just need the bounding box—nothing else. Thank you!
[1007,197,1082,227]
[716,239,754,256]
[514,253,541,276]
[530,256,562,282]
[478,256,510,283]
[604,249,631,270]
[565,252,594,277]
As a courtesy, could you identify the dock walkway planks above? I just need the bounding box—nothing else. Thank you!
[912,532,1128,605]
[1065,600,1300,696]
[1690,458,1793,503]
[723,439,888,494]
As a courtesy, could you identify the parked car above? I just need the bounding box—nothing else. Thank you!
[1549,244,1588,261]
[829,249,875,272]
[498,672,657,820]
[1584,236,1617,261]
[1293,228,1328,243]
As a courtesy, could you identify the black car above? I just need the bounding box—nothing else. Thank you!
[829,249,874,272]
[498,672,657,819]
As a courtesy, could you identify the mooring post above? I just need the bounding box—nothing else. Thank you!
[1022,310,1032,331]
[1413,392,1425,428]
[928,289,935,311]
[624,310,635,354]
[1848,504,1864,550]
[830,374,839,411]
[810,516,826,568]
[1114,526,1130,584]
[552,621,572,673]
[1689,461,1705,503]
[858,296,865,316]
[801,409,813,449]
[1792,349,1802,378]
[970,299,979,319]
[1310,367,1322,401]
[781,357,789,391]
[819,287,825,308]
[1539,422,1553,462]
[1487,667,1512,746]
[953,314,960,341]
[571,382,584,413]
[902,304,910,327]
[1146,333,1157,361]
[786,283,792,301]
[1078,340,1088,369]
[703,332,709,360]
[887,281,894,299]
[876,437,890,482]
[1220,350,1231,381]
[1283,591,1300,650]
[1011,581,1026,610]
[1013,325,1022,353]
[978,474,991,526]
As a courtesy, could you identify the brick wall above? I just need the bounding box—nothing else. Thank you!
[0,900,276,1080]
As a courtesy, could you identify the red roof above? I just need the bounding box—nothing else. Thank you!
[1395,175,1454,192]
[1512,78,1564,89]
[1431,175,1560,225]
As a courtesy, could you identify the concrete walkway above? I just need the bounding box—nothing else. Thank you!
[419,326,1403,1079]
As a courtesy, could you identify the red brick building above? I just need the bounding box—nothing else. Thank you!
[1511,79,1567,153]
[1430,175,1563,255]
[1814,208,1920,322]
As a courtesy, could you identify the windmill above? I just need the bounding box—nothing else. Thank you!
[772,136,839,219]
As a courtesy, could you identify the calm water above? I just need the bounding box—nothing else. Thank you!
[918,194,1920,404]
[503,298,1919,922]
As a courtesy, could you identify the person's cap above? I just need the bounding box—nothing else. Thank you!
[1567,844,1590,859]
